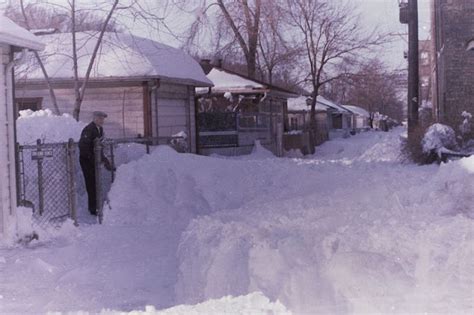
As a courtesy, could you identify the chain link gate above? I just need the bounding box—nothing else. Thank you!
[17,139,78,228]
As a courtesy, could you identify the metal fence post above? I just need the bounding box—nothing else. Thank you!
[146,139,150,154]
[36,139,45,216]
[94,138,103,224]
[67,139,78,226]
[109,142,116,183]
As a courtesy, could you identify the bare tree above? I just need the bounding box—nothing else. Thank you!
[257,1,299,85]
[9,0,171,121]
[343,59,404,124]
[217,0,261,78]
[177,0,262,79]
[9,0,62,115]
[285,0,385,152]
[71,0,120,120]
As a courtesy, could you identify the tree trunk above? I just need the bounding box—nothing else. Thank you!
[71,0,119,121]
[20,0,61,115]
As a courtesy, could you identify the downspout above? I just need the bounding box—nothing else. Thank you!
[6,48,28,209]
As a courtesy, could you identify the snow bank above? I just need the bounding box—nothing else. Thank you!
[94,292,290,315]
[16,109,85,145]
[174,153,474,313]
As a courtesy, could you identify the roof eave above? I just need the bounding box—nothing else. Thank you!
[15,75,213,87]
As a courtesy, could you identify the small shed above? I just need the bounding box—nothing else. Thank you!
[196,66,297,156]
[317,96,353,138]
[0,16,44,241]
[15,32,212,152]
[286,95,353,142]
[341,104,370,131]
[286,95,330,146]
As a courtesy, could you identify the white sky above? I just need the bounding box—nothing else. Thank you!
[1,0,432,71]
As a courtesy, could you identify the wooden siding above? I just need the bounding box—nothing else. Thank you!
[15,81,197,151]
[15,85,145,138]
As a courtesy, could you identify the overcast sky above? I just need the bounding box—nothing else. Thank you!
[353,0,431,70]
[2,0,432,71]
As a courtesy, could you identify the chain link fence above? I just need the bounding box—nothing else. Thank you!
[18,140,77,228]
[17,136,185,228]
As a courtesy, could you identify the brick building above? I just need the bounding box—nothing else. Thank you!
[431,0,474,135]
[419,39,432,105]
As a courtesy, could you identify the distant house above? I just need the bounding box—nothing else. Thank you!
[15,32,212,153]
[286,95,352,141]
[286,96,329,147]
[341,105,370,131]
[196,65,297,156]
[0,16,44,241]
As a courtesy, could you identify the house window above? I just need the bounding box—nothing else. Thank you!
[15,98,42,115]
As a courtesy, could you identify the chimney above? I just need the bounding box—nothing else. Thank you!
[211,56,223,69]
[199,58,213,74]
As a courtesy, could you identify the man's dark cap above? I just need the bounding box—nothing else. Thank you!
[93,111,108,118]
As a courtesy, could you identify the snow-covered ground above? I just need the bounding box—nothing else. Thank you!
[1,120,473,314]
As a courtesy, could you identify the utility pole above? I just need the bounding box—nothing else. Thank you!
[408,0,419,133]
[400,0,419,134]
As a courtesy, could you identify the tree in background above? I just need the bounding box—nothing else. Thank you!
[7,0,167,121]
[257,0,300,85]
[179,0,298,83]
[285,0,385,152]
[330,58,404,125]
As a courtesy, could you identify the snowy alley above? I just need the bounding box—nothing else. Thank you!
[0,113,473,314]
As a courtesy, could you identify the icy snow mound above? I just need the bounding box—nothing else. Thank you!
[427,156,474,218]
[421,123,458,153]
[106,146,314,226]
[173,155,474,313]
[94,292,290,315]
[17,109,85,145]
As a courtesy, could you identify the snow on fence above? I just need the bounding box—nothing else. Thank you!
[17,136,186,228]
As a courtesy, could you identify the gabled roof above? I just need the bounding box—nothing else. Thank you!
[317,96,350,113]
[16,32,212,87]
[341,105,370,117]
[197,67,298,98]
[0,15,44,51]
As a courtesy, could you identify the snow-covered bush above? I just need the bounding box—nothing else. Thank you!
[459,111,472,136]
[458,111,473,148]
[421,123,458,155]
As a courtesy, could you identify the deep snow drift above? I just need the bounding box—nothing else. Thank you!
[1,123,473,314]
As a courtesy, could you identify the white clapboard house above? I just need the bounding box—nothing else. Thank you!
[0,16,44,241]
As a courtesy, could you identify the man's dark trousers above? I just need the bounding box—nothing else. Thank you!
[80,156,97,215]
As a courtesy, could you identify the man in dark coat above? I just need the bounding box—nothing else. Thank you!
[79,111,113,215]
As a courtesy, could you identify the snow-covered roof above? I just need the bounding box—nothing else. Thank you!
[287,95,349,113]
[197,68,296,97]
[342,105,370,117]
[0,15,44,51]
[16,32,212,87]
[287,96,328,111]
[206,68,265,90]
[318,96,350,113]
